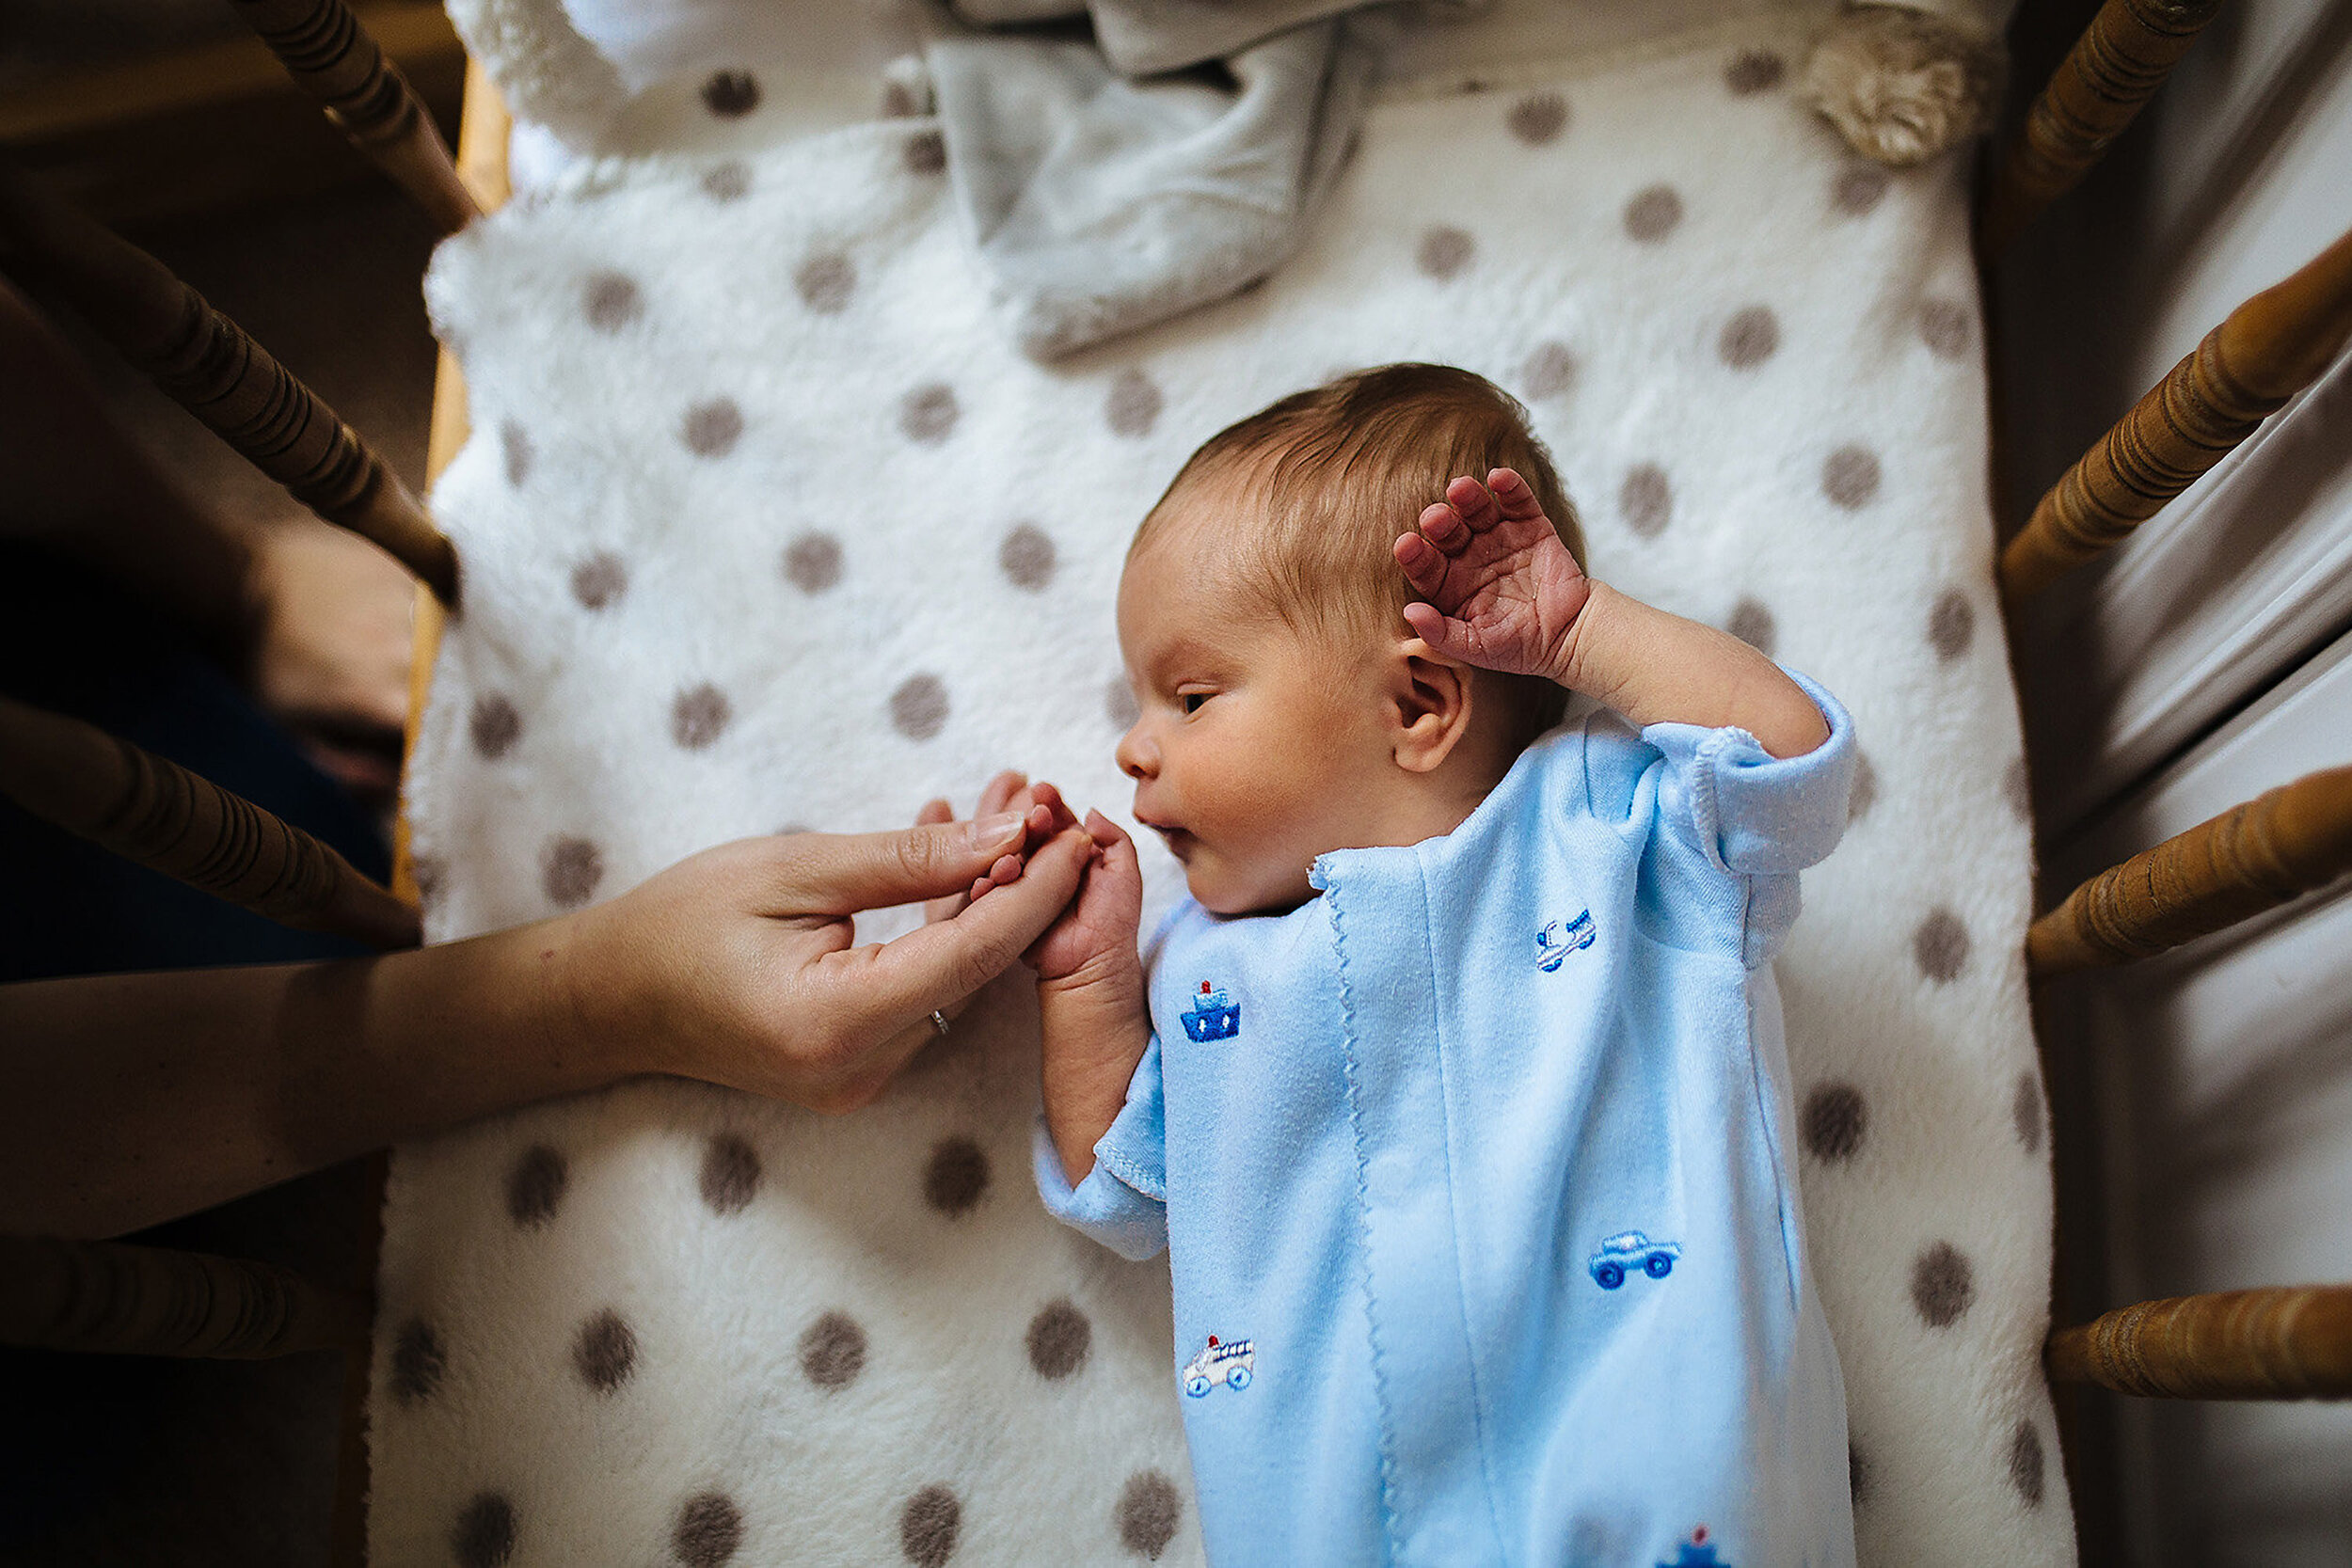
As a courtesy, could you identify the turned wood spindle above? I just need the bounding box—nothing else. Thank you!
[2029,766,2352,974]
[2000,224,2352,605]
[0,695,421,950]
[2048,1284,2352,1399]
[1979,0,2223,255]
[0,162,459,604]
[0,1235,370,1359]
[228,0,480,236]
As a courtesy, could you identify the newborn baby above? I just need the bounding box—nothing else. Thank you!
[1008,364,1857,1567]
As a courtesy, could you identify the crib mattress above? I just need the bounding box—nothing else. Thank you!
[384,11,2071,1564]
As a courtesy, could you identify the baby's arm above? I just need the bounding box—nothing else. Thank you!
[1394,469,1830,757]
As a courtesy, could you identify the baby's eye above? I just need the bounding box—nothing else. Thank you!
[1182,690,1211,714]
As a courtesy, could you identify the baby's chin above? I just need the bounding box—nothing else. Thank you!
[1185,860,1318,919]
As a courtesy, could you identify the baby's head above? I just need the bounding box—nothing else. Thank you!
[1115,363,1586,915]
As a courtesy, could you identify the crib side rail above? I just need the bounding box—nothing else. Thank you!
[1979,0,2223,256]
[1998,223,2352,607]
[227,0,479,236]
[0,1234,370,1359]
[2048,1285,2352,1399]
[0,162,459,603]
[0,694,421,950]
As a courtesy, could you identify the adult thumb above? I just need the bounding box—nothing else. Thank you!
[771,812,1028,915]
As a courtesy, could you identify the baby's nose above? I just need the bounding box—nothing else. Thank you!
[1115,722,1152,780]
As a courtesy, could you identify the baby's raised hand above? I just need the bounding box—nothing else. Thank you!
[1393,467,1590,684]
[1025,810,1144,997]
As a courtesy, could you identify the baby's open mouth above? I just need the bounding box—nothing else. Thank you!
[1144,821,1193,861]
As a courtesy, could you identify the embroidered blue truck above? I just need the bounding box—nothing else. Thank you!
[1588,1230,1680,1290]
[1534,910,1597,971]
[1181,1335,1254,1397]
[1181,980,1241,1042]
[1656,1525,1729,1566]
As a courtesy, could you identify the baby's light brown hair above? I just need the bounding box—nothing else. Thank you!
[1133,363,1587,749]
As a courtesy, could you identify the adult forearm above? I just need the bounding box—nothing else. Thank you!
[1561,582,1830,758]
[0,916,618,1238]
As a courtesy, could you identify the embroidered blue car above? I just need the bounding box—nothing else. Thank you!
[1181,980,1240,1042]
[1589,1230,1680,1290]
[1656,1525,1729,1567]
[1181,1335,1254,1397]
[1534,910,1597,972]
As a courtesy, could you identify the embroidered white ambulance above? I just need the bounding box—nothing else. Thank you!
[1181,1334,1255,1397]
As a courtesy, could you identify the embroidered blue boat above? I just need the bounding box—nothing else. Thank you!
[1181,980,1240,1041]
[1534,910,1597,971]
[1656,1525,1729,1567]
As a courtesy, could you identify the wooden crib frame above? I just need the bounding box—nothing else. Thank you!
[1,0,2348,1558]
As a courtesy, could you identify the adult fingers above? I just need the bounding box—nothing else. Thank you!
[977,769,1028,816]
[772,813,1028,915]
[915,799,969,926]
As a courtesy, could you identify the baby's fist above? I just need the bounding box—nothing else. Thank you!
[1026,810,1144,997]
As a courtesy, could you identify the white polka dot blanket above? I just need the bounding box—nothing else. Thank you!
[387,12,2072,1564]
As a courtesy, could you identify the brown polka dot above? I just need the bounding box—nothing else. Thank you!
[453,1493,516,1568]
[574,1307,637,1394]
[390,1318,444,1404]
[1418,225,1475,280]
[1025,1298,1091,1379]
[671,684,732,750]
[410,856,445,906]
[1623,183,1683,242]
[1849,1443,1871,1507]
[1107,676,1140,730]
[701,161,750,201]
[2013,1071,2044,1154]
[923,1135,989,1215]
[999,524,1056,590]
[1929,587,1976,662]
[1801,1082,1867,1162]
[892,674,949,741]
[1718,305,1780,369]
[1620,463,1672,538]
[904,130,946,175]
[1834,164,1890,216]
[682,398,744,458]
[674,1491,744,1567]
[700,70,760,119]
[900,1485,960,1568]
[882,80,923,118]
[1106,369,1162,437]
[783,532,843,594]
[1116,1470,1183,1560]
[505,1144,567,1228]
[470,694,521,760]
[1726,596,1775,657]
[1920,297,1971,358]
[1849,750,1879,823]
[799,1310,868,1390]
[1507,92,1567,145]
[500,420,532,486]
[699,1134,760,1214]
[1911,1240,1976,1327]
[900,383,959,444]
[583,271,643,332]
[1520,341,1577,400]
[2003,756,2032,823]
[543,836,603,908]
[774,822,811,838]
[1724,48,1786,93]
[795,251,854,313]
[2009,1419,2046,1507]
[572,552,627,610]
[1914,906,1970,983]
[1823,445,1882,509]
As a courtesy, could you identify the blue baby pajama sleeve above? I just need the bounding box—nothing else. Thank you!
[1032,1041,1168,1262]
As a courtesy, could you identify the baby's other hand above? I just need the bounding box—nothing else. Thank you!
[1025,810,1144,997]
[1394,467,1590,685]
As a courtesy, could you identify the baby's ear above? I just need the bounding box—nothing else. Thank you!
[1390,639,1474,774]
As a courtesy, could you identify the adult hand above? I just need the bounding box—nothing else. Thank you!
[244,519,416,807]
[562,806,1092,1113]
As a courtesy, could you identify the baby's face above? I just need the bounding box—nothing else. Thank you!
[1114,517,1396,916]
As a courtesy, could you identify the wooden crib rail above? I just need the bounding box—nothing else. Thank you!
[0,162,459,604]
[228,0,480,236]
[2048,1285,2352,1399]
[1999,223,2352,607]
[0,1235,369,1359]
[0,695,422,950]
[1979,0,2223,256]
[2028,766,2352,975]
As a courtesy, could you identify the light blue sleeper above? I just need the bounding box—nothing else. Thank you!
[1036,674,1860,1568]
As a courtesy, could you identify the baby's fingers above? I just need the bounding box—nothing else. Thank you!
[1485,467,1547,523]
[1401,600,1474,660]
[1445,474,1502,532]
[1395,531,1454,600]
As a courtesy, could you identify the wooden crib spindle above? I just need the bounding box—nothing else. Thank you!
[0,695,421,950]
[2048,1285,2352,1399]
[0,162,459,604]
[0,1234,370,1359]
[1979,0,2224,255]
[1999,223,2352,606]
[2028,765,2352,975]
[227,0,480,236]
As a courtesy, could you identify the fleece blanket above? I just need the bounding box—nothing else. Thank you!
[382,8,2071,1565]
